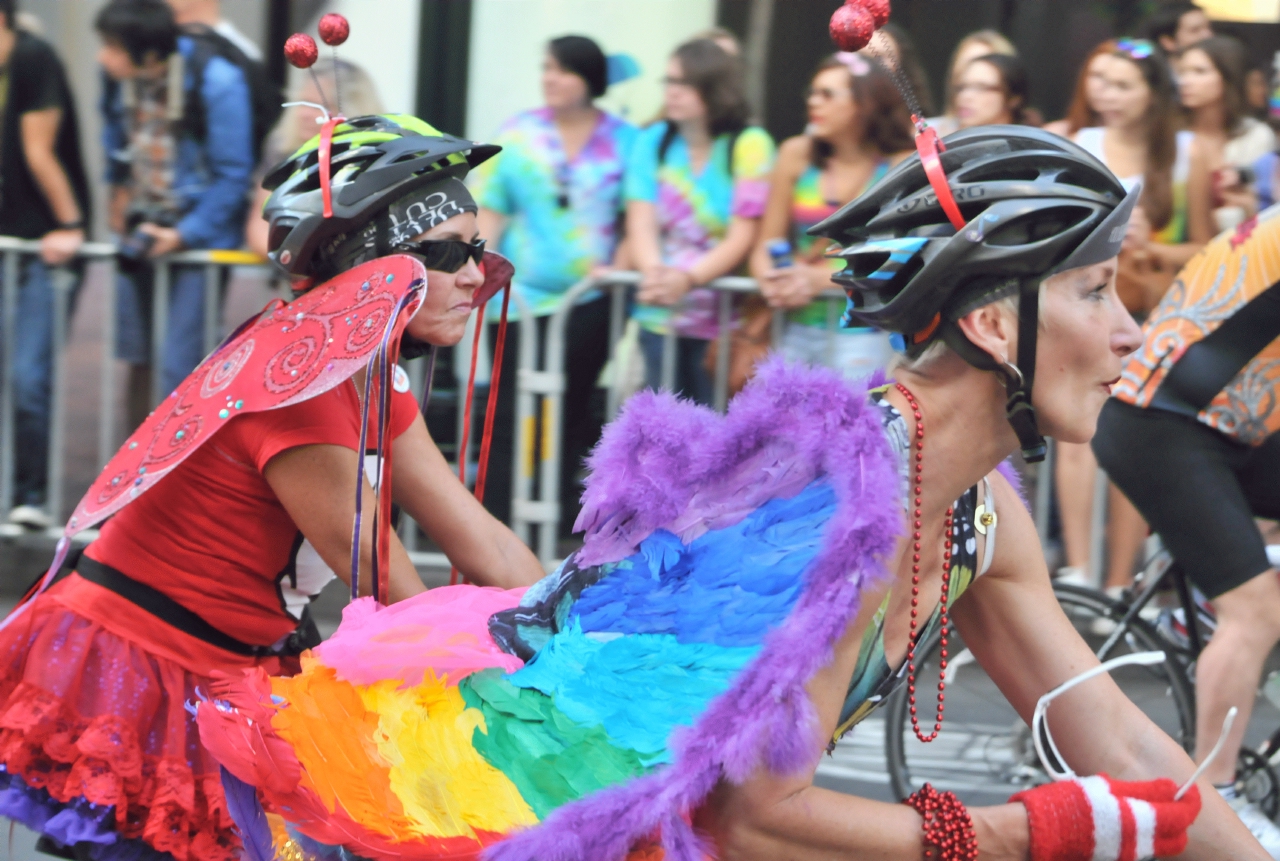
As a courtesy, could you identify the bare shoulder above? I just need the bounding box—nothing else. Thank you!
[777,135,814,173]
[983,466,1050,584]
[1041,119,1072,138]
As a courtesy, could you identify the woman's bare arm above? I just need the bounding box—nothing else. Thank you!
[390,412,544,588]
[264,442,425,603]
[748,136,807,279]
[626,199,663,272]
[477,207,507,248]
[694,573,1030,860]
[954,471,1269,861]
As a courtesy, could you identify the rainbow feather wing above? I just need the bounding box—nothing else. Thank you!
[199,480,837,858]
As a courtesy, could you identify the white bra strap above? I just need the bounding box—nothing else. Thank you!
[977,476,998,577]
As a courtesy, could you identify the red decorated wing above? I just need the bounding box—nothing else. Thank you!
[67,255,427,536]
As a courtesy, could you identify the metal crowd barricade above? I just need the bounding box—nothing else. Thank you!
[511,273,846,564]
[0,237,275,537]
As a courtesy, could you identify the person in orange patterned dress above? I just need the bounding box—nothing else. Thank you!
[1097,203,1280,854]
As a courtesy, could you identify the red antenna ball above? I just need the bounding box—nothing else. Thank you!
[318,13,350,47]
[853,0,891,30]
[284,33,318,69]
[830,4,874,52]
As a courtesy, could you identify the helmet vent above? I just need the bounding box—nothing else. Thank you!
[268,218,299,253]
[984,206,1092,247]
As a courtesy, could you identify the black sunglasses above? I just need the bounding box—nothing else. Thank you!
[394,237,486,273]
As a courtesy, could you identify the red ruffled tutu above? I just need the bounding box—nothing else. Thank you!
[0,574,295,861]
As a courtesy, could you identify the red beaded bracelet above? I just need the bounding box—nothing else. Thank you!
[903,783,979,861]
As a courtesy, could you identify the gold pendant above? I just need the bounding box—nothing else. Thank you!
[975,504,997,534]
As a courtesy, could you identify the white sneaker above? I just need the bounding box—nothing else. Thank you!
[1222,791,1280,859]
[1054,566,1092,587]
[7,504,51,530]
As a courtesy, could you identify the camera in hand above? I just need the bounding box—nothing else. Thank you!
[118,213,175,261]
[117,228,156,261]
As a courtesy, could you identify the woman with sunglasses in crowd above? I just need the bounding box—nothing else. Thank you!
[1178,36,1276,236]
[626,37,775,404]
[472,35,638,532]
[749,52,911,379]
[1049,37,1210,600]
[0,115,543,861]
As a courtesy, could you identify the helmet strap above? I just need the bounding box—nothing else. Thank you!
[1000,278,1046,463]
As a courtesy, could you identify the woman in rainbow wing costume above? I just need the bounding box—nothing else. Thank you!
[0,108,546,861]
[198,113,1274,860]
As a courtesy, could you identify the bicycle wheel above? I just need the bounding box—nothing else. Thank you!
[883,583,1195,805]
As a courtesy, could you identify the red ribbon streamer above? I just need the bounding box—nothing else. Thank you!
[318,116,345,219]
[914,122,966,231]
[451,301,488,586]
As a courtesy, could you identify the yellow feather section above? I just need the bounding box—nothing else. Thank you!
[358,671,537,838]
[269,656,418,839]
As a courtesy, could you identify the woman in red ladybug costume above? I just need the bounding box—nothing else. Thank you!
[0,113,543,861]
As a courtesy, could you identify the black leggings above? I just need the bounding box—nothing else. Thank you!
[1094,398,1280,598]
[478,295,612,535]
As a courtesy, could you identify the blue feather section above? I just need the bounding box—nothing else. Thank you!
[219,766,272,861]
[508,622,756,765]
[570,479,837,647]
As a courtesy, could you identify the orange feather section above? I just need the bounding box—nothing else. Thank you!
[267,658,413,839]
[198,664,511,860]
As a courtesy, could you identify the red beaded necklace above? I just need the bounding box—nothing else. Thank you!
[895,382,954,744]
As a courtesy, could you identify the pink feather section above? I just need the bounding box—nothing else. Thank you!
[313,586,528,687]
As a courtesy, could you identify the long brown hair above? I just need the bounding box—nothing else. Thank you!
[1179,36,1249,136]
[810,54,914,168]
[1062,39,1179,230]
[669,38,750,137]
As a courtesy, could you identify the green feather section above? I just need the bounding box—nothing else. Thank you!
[461,670,651,819]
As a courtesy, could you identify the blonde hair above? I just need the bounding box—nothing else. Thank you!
[267,60,384,161]
[890,294,1022,374]
[945,30,1017,116]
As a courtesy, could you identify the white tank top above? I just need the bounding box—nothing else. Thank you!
[1073,127,1193,192]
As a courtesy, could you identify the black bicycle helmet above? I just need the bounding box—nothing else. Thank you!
[810,125,1140,461]
[262,113,500,279]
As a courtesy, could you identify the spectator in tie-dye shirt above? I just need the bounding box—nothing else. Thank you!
[626,38,775,405]
[472,35,637,530]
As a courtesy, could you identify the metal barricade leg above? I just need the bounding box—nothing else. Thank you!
[713,290,732,412]
[98,258,118,468]
[1088,466,1109,588]
[203,263,219,357]
[46,269,73,528]
[605,283,626,420]
[660,327,677,394]
[0,252,16,514]
[511,297,539,548]
[151,260,170,407]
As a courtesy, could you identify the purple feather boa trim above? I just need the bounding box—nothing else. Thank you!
[486,359,902,861]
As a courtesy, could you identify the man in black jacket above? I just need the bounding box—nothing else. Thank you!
[0,0,92,530]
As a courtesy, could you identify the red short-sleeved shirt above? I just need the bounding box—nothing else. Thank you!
[83,374,420,647]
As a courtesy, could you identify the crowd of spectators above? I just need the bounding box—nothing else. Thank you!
[0,0,1277,562]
